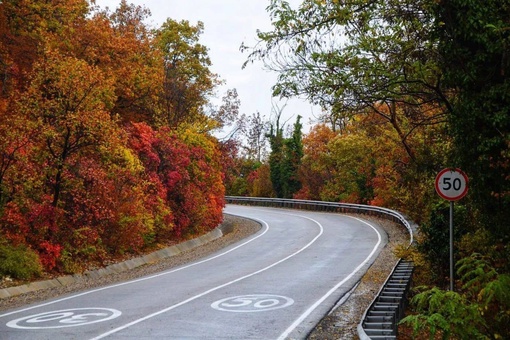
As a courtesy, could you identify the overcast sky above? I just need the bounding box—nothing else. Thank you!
[94,0,320,133]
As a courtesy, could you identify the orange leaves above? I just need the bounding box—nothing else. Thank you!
[0,0,226,274]
[297,108,449,217]
[18,50,119,209]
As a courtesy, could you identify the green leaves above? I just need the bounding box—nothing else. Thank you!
[267,114,303,198]
[245,0,449,168]
[401,253,510,339]
[0,239,42,280]
[402,287,488,339]
[457,254,510,322]
[436,0,510,238]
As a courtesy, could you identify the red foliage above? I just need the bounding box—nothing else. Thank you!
[0,202,30,245]
[0,1,227,276]
[126,122,161,172]
[38,241,62,271]
[127,123,224,239]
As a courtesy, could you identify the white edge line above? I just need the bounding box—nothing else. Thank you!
[277,215,383,340]
[0,215,269,319]
[89,212,324,340]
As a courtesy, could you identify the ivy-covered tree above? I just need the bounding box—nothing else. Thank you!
[435,0,510,241]
[267,114,303,198]
[282,115,303,198]
[267,113,286,198]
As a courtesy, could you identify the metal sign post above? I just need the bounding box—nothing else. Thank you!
[449,200,454,291]
[435,168,468,291]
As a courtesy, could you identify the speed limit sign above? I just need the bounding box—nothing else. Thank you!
[435,168,468,291]
[435,168,468,201]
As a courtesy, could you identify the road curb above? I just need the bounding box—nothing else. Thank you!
[0,227,224,300]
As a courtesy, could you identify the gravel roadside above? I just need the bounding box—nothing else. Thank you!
[0,212,409,339]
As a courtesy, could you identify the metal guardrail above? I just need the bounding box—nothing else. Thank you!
[225,196,416,339]
[225,196,416,244]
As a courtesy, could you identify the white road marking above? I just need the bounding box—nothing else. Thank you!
[2,208,382,340]
[89,214,324,340]
[277,215,382,340]
[0,216,269,319]
[6,308,121,329]
[211,294,294,312]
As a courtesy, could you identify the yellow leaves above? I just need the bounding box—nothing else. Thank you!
[394,242,427,267]
[313,0,339,5]
[120,146,142,170]
[154,18,219,128]
[101,142,144,175]
[30,49,116,117]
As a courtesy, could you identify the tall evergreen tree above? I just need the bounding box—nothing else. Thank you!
[282,115,303,198]
[268,114,285,198]
[268,114,303,198]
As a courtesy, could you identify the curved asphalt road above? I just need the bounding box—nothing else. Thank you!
[0,205,387,339]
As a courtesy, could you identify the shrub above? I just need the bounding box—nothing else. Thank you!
[401,253,510,339]
[0,241,42,280]
[401,287,487,339]
[417,202,470,286]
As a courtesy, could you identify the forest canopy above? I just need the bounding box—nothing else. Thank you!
[237,1,510,337]
[0,0,231,274]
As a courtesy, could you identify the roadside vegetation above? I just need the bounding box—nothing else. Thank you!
[235,1,510,338]
[0,0,237,276]
[0,0,509,338]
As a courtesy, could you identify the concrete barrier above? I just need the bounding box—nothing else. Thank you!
[0,226,224,300]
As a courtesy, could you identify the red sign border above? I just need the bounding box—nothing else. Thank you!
[435,168,469,201]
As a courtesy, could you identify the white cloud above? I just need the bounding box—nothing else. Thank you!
[94,0,320,131]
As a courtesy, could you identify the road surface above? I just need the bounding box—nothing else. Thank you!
[0,205,386,339]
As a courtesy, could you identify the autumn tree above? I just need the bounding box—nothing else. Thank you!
[155,18,219,128]
[217,138,239,194]
[297,120,378,204]
[24,52,117,207]
[296,124,337,200]
[0,0,90,92]
[1,50,147,270]
[0,99,38,207]
[96,1,162,124]
[243,0,449,165]
[295,105,448,222]
[0,0,227,276]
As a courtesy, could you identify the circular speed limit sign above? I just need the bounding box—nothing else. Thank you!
[435,168,468,201]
